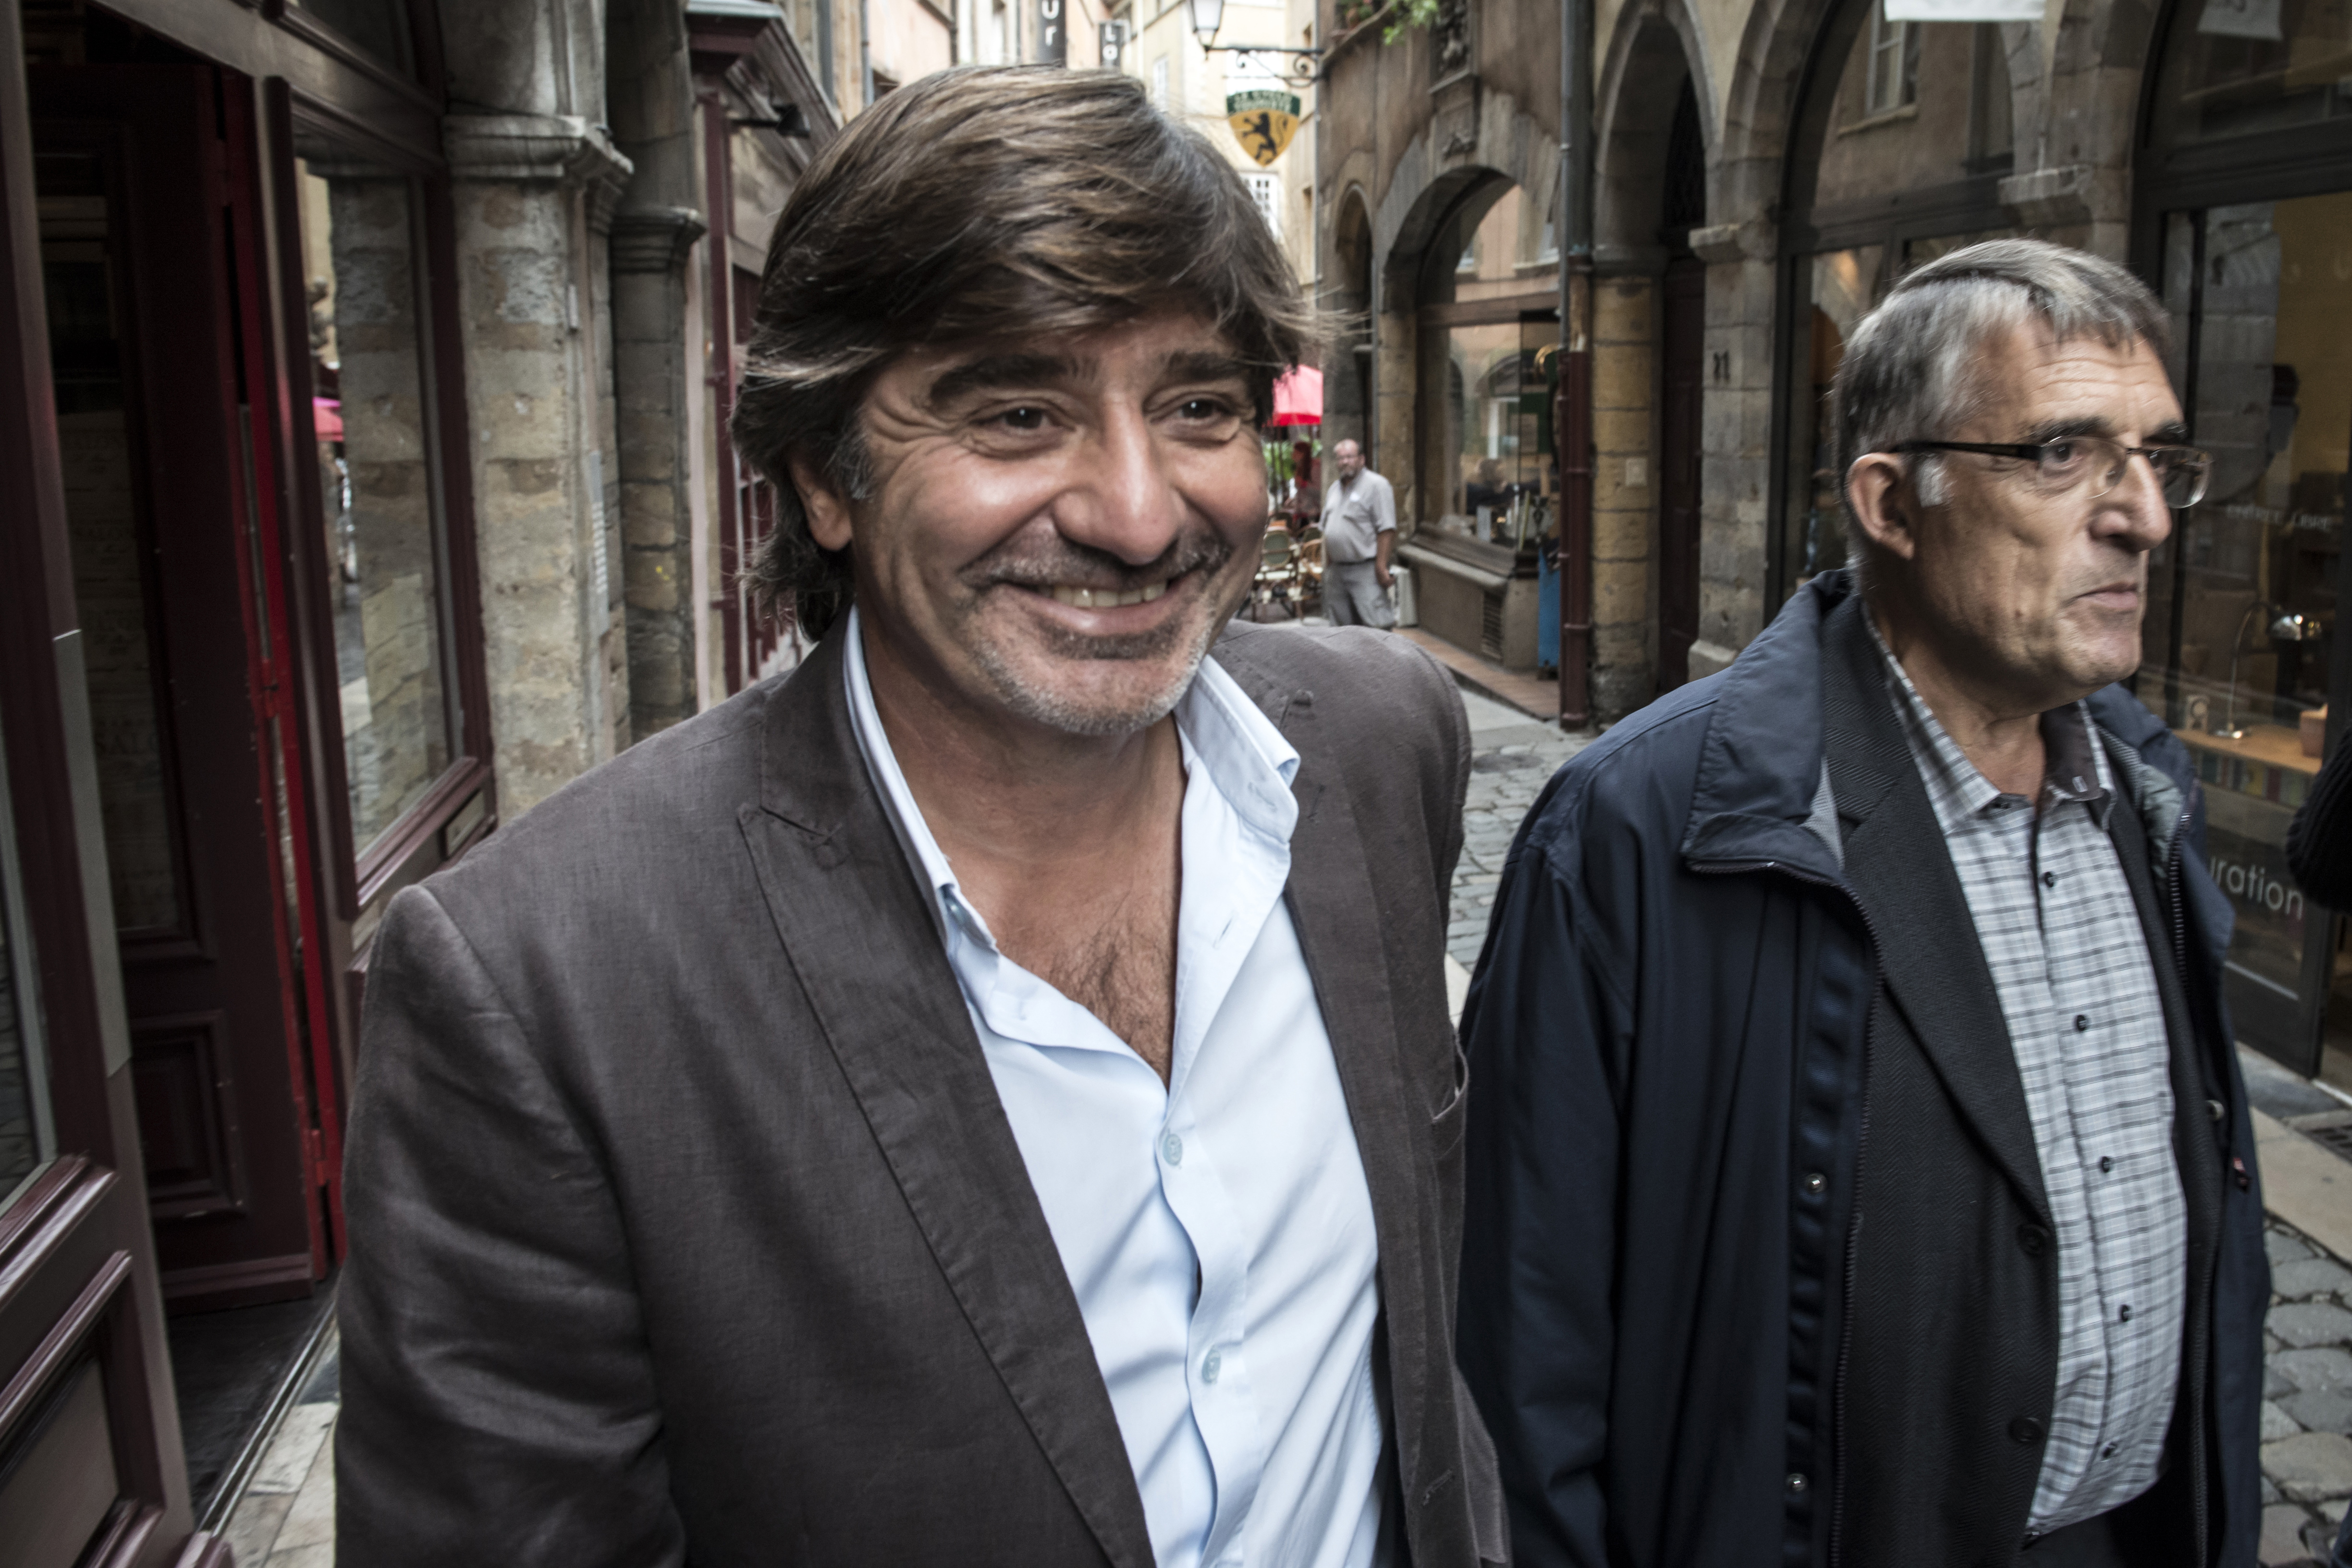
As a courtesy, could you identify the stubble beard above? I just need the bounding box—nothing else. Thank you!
[961,536,1246,737]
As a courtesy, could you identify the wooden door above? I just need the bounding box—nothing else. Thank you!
[1659,256,1706,690]
[32,65,329,1311]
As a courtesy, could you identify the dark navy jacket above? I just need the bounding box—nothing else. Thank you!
[1456,569,2267,1568]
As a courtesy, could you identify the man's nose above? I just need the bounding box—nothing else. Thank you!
[1056,405,1190,565]
[2102,450,2175,553]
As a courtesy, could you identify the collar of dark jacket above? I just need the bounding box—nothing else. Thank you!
[1681,565,2185,879]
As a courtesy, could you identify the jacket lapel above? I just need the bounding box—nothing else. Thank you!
[1819,598,2053,1225]
[739,629,1154,1568]
[1212,649,1437,1504]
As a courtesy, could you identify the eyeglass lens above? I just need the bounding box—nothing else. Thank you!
[2037,437,2207,509]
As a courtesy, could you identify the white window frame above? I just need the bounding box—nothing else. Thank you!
[1150,55,1170,105]
[1244,172,1282,239]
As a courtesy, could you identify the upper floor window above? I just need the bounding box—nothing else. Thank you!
[1864,6,1919,116]
[1245,172,1282,238]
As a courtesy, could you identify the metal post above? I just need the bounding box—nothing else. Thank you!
[1556,0,1594,727]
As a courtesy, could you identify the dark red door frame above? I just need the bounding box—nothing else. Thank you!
[0,1,207,1556]
[222,80,345,1260]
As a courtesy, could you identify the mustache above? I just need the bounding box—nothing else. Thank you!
[960,530,1237,594]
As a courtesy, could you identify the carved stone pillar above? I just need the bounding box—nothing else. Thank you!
[442,111,635,815]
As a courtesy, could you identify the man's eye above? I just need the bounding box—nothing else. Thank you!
[993,406,1049,431]
[1177,398,1234,422]
[2040,439,2087,471]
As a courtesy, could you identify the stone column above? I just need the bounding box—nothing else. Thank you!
[607,0,707,741]
[1591,270,1657,719]
[441,112,635,815]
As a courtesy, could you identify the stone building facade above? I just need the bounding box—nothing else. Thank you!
[1317,0,2352,1088]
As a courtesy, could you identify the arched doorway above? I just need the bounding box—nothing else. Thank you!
[1404,179,1559,669]
[2133,0,2352,1084]
[1769,0,2024,605]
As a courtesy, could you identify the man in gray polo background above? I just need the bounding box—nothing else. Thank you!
[1321,438,1397,628]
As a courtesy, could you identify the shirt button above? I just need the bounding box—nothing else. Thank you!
[2103,1443,2119,1459]
[2041,871,2057,888]
[2119,1304,2133,1323]
[2073,1014,2090,1032]
[1201,1350,1222,1384]
[2009,1415,2046,1445]
[1162,1133,1183,1166]
[2099,1155,2114,1173]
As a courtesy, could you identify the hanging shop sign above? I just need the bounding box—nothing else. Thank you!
[1226,90,1301,166]
[1100,19,1131,68]
[1036,0,1067,63]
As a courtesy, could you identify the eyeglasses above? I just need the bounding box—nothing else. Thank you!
[1891,436,2212,510]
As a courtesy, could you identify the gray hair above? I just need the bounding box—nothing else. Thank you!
[1832,239,2170,556]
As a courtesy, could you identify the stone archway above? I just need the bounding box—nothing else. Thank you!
[1325,187,1376,451]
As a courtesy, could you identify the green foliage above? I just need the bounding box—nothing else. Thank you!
[1381,0,1442,42]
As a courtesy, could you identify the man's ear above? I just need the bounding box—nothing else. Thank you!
[788,451,855,552]
[1845,453,1921,564]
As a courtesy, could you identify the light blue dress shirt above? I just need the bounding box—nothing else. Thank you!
[843,610,1385,1568]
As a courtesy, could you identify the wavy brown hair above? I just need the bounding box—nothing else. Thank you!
[729,66,1317,639]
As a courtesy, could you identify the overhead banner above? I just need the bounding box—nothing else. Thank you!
[1226,90,1301,166]
[1881,0,2044,19]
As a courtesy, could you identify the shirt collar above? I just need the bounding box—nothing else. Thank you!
[1862,609,2115,831]
[840,606,1302,952]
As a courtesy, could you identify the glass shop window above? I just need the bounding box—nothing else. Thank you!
[291,131,459,860]
[1420,188,1559,548]
[2139,191,2352,1083]
[2150,0,2352,147]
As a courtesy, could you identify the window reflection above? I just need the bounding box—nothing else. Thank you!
[292,134,454,855]
[2153,0,2352,147]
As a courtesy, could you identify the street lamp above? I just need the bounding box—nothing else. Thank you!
[1185,0,1322,80]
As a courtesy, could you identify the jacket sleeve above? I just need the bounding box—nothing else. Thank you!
[1456,820,1629,1568]
[335,886,684,1568]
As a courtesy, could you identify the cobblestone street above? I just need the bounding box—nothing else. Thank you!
[1449,690,1591,971]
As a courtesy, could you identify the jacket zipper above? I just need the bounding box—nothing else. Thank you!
[1693,857,1878,1568]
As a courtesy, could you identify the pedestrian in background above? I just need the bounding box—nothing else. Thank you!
[1321,438,1397,627]
[334,65,1501,1568]
[1458,239,2266,1567]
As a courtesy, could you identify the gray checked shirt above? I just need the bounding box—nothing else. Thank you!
[1321,470,1396,565]
[1868,620,2188,1534]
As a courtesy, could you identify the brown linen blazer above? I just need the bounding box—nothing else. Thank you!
[334,618,1506,1568]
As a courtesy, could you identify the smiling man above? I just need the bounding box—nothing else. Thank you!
[335,67,1501,1568]
[1458,240,2267,1568]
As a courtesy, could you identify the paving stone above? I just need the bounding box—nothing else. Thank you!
[2266,1475,2285,1506]
[2285,1389,2352,1436]
[2274,1230,2320,1266]
[2271,1400,2308,1440]
[2263,1502,2315,1565]
[2264,1431,2352,1502]
[2277,1259,2352,1301]
[2278,1348,2352,1397]
[2272,1302,2352,1349]
[2276,1366,2303,1400]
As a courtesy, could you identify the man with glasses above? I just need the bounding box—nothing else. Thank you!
[1458,239,2266,1568]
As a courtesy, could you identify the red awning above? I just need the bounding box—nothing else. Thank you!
[1270,364,1322,427]
[312,396,343,441]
